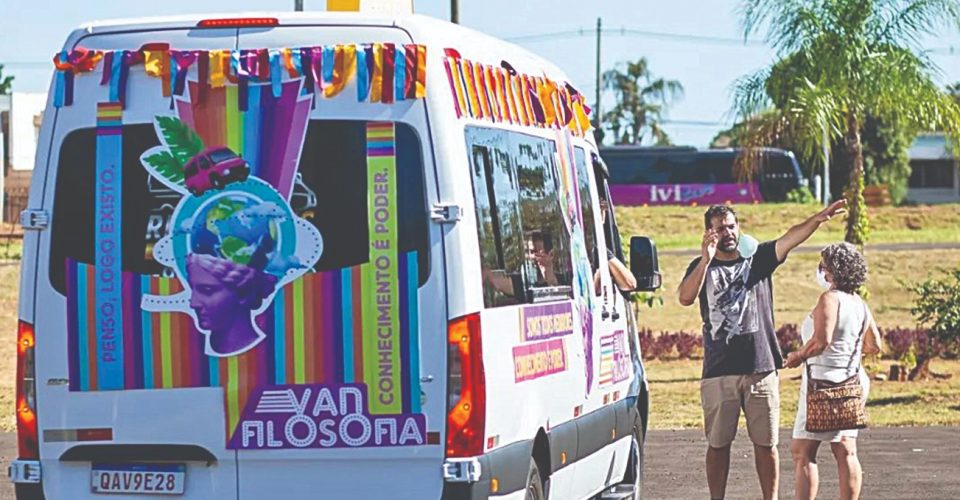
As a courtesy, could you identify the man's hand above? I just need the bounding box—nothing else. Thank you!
[813,199,847,223]
[702,229,719,262]
[785,351,803,369]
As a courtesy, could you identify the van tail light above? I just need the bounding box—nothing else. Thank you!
[445,313,485,457]
[16,320,39,459]
[197,17,279,28]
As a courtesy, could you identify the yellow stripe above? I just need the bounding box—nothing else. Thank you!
[210,51,226,88]
[227,357,240,434]
[158,280,173,388]
[225,86,242,154]
[366,130,395,139]
[293,278,305,383]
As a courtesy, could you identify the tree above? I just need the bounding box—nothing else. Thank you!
[950,82,960,105]
[0,64,13,95]
[734,0,960,246]
[906,268,960,380]
[602,58,683,145]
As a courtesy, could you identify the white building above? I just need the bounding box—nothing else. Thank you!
[907,133,960,204]
[0,92,46,221]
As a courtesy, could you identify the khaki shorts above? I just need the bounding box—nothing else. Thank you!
[700,371,780,448]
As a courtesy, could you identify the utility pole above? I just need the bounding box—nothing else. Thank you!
[295,0,304,11]
[594,17,601,131]
[451,0,459,23]
[822,125,831,205]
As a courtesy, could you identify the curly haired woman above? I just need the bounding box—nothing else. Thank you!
[784,243,883,500]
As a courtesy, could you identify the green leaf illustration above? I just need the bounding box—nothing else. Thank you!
[155,115,205,167]
[143,151,185,186]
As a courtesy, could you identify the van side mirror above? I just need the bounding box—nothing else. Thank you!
[630,236,662,292]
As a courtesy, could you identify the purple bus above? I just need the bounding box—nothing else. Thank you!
[600,146,805,206]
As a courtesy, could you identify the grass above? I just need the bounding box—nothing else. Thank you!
[646,359,960,429]
[615,203,960,250]
[0,204,954,432]
[0,265,19,432]
[635,249,960,333]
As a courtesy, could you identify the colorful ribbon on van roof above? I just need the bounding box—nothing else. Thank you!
[443,51,593,137]
[51,44,427,109]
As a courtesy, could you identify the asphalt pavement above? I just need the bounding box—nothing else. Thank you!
[0,427,957,499]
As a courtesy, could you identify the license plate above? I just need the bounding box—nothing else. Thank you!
[91,464,185,495]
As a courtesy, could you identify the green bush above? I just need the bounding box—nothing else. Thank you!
[785,186,817,204]
[907,268,960,357]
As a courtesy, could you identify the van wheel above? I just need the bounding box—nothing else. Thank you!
[210,174,223,190]
[15,483,44,500]
[524,457,545,500]
[621,415,645,499]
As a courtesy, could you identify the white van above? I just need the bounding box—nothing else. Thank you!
[9,12,662,500]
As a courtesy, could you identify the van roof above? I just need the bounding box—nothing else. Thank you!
[599,145,796,157]
[64,12,572,84]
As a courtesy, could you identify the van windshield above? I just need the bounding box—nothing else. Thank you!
[49,120,429,294]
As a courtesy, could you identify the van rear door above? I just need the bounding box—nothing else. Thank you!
[33,27,241,499]
[225,25,447,499]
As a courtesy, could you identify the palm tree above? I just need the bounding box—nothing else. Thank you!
[733,0,960,246]
[0,64,14,95]
[602,58,684,145]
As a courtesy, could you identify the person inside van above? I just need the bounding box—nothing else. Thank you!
[596,197,637,293]
[527,230,560,287]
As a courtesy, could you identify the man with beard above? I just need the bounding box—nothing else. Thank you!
[678,200,847,500]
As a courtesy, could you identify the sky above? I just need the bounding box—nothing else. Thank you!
[3,0,960,146]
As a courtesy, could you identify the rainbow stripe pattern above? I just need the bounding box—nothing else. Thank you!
[66,252,422,437]
[175,80,311,200]
[51,45,427,109]
[443,54,593,136]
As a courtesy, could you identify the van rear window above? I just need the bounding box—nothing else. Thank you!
[49,120,429,294]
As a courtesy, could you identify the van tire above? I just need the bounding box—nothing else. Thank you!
[15,483,44,499]
[524,457,545,500]
[621,414,645,498]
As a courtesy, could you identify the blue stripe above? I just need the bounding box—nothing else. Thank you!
[341,268,354,383]
[109,51,122,102]
[394,47,406,101]
[76,267,90,391]
[140,275,154,389]
[322,46,335,83]
[208,355,219,387]
[270,50,283,98]
[274,288,286,384]
[95,128,124,391]
[53,70,65,108]
[407,252,421,413]
[366,140,395,149]
[244,85,262,176]
[357,46,369,102]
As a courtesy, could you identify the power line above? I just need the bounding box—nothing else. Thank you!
[504,27,766,46]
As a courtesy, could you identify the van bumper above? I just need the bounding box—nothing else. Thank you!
[8,460,41,484]
[441,439,534,499]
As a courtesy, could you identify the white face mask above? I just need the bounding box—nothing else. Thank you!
[816,268,831,290]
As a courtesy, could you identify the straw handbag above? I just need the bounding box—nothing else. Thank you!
[804,316,868,433]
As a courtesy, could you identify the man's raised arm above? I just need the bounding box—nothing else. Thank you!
[679,229,718,306]
[774,199,847,262]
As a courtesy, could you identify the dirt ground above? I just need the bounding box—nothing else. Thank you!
[0,427,957,499]
[644,426,960,500]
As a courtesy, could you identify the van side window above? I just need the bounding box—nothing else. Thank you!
[574,147,599,278]
[466,127,573,308]
[49,121,430,294]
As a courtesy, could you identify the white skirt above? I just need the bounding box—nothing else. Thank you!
[792,368,870,442]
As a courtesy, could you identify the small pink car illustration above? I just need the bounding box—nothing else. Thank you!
[184,147,250,195]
